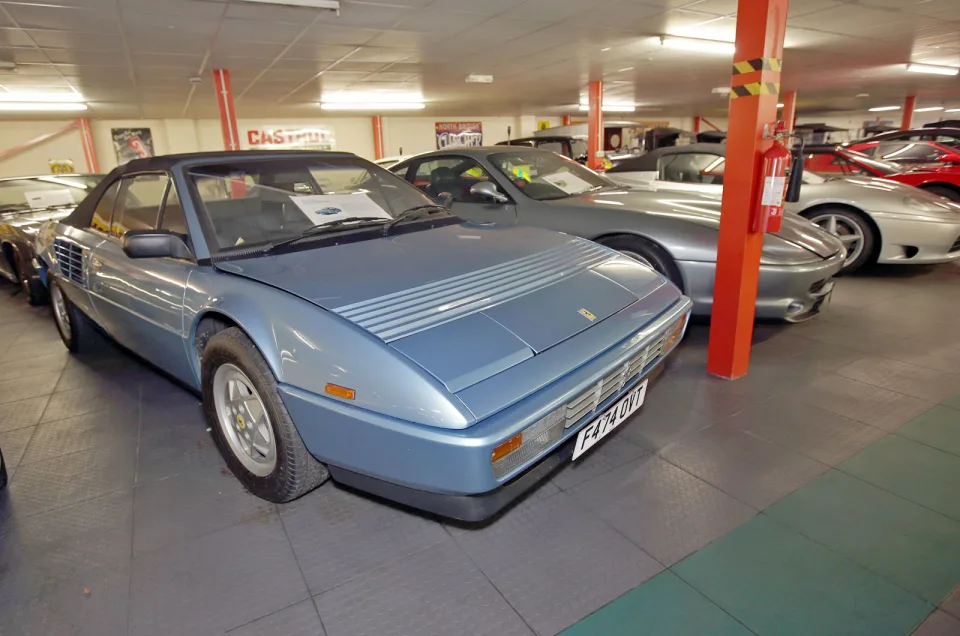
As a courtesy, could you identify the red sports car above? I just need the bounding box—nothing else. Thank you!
[802,145,960,201]
[848,139,960,167]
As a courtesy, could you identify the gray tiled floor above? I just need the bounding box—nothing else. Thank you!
[1,262,959,635]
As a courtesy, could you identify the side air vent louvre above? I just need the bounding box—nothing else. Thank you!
[53,238,85,286]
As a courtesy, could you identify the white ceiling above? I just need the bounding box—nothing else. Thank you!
[0,0,958,119]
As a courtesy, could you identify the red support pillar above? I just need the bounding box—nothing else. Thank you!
[213,69,240,151]
[901,95,916,131]
[77,118,99,173]
[587,80,604,171]
[781,90,797,133]
[693,116,701,134]
[372,115,385,160]
[563,115,572,126]
[706,0,788,380]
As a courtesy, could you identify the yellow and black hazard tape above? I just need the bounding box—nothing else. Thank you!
[730,82,780,98]
[732,57,782,74]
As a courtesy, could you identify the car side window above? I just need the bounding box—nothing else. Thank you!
[91,180,121,233]
[159,185,189,236]
[111,174,169,239]
[411,157,497,203]
[538,141,565,156]
[658,153,725,185]
[876,142,941,163]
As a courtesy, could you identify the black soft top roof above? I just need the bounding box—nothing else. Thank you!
[606,143,726,173]
[114,149,357,174]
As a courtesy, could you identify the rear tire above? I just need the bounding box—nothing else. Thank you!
[598,234,684,290]
[801,207,875,273]
[201,327,328,503]
[0,448,7,489]
[49,277,97,353]
[921,184,960,202]
[12,259,46,306]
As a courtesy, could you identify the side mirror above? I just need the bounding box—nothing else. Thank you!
[469,181,509,204]
[122,229,192,259]
[436,192,454,210]
[938,153,960,165]
[785,143,805,203]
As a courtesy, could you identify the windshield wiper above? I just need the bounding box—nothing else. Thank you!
[381,204,448,235]
[264,216,387,254]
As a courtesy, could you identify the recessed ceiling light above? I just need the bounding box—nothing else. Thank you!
[777,103,784,108]
[0,102,87,111]
[321,102,424,110]
[660,35,735,55]
[868,105,900,112]
[914,106,944,112]
[617,67,633,72]
[946,108,960,113]
[465,74,493,84]
[0,91,85,103]
[601,47,611,52]
[855,93,870,98]
[235,0,339,8]
[906,63,959,76]
[711,86,731,94]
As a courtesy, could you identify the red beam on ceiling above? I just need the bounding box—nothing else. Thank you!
[213,69,241,151]
[587,80,603,171]
[372,115,385,160]
[693,116,701,133]
[901,95,916,131]
[707,0,789,380]
[78,118,99,173]
[0,121,79,163]
[780,91,797,134]
[700,117,722,132]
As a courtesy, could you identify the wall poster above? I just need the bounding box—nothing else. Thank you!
[435,122,483,149]
[112,128,154,164]
[246,128,335,150]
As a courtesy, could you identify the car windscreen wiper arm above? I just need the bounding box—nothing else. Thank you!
[264,216,388,254]
[381,204,448,235]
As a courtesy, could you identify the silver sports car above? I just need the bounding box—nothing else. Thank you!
[390,147,844,322]
[606,143,960,272]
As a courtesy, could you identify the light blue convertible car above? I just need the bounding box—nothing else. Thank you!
[36,151,691,520]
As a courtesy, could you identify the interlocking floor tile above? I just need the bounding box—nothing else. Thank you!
[673,514,932,636]
[40,384,139,423]
[619,389,718,451]
[448,491,663,635]
[550,434,647,491]
[314,539,532,636]
[0,425,34,470]
[766,470,960,605]
[0,372,61,406]
[227,599,325,636]
[3,339,72,364]
[943,392,960,411]
[941,585,960,618]
[280,484,447,594]
[129,513,309,636]
[722,393,888,465]
[839,435,960,522]
[135,401,221,483]
[795,374,933,431]
[912,610,960,636]
[0,396,49,434]
[20,406,139,465]
[896,405,960,458]
[568,455,756,565]
[0,352,68,383]
[133,467,276,555]
[560,571,752,636]
[660,423,828,509]
[837,357,960,403]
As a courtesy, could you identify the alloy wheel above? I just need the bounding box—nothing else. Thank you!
[212,363,277,477]
[51,283,70,340]
[808,213,864,267]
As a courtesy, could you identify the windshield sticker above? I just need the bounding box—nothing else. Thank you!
[289,193,391,225]
[25,188,75,209]
[540,172,595,194]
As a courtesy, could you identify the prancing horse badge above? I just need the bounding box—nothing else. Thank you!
[578,308,597,321]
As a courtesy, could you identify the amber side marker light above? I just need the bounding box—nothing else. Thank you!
[325,383,356,400]
[664,316,687,351]
[491,434,523,463]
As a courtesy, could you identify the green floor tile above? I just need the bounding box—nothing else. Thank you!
[943,393,960,411]
[839,435,960,523]
[766,470,960,605]
[561,571,752,636]
[897,406,960,458]
[673,515,931,636]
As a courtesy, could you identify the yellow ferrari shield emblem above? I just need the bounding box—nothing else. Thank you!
[236,414,245,429]
[578,308,597,321]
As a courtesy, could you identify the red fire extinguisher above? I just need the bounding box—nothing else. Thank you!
[752,121,791,233]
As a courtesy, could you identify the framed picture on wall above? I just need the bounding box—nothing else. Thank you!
[112,128,155,164]
[435,122,483,149]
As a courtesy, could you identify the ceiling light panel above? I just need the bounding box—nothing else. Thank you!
[234,0,340,9]
[660,36,735,55]
[914,106,944,112]
[906,63,959,76]
[868,106,900,112]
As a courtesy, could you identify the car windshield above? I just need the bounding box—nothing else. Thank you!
[187,157,442,253]
[0,175,102,213]
[841,149,901,176]
[488,151,611,200]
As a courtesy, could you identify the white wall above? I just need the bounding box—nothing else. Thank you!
[0,120,87,177]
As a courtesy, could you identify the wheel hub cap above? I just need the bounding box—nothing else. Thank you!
[809,213,864,267]
[52,285,70,337]
[213,364,277,477]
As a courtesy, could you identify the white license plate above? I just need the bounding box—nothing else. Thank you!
[572,380,648,461]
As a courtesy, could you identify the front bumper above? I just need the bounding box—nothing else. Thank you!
[677,250,844,322]
[873,216,960,265]
[278,296,692,521]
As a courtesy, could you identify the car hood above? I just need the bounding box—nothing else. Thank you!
[0,206,74,229]
[549,188,840,258]
[217,223,666,393]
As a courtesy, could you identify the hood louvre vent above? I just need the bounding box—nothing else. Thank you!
[53,238,86,287]
[334,239,615,342]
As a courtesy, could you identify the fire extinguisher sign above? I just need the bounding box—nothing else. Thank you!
[760,175,787,207]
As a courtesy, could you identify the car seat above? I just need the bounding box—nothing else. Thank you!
[428,167,460,200]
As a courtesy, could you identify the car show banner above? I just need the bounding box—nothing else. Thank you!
[435,122,483,149]
[246,128,335,150]
[112,128,154,164]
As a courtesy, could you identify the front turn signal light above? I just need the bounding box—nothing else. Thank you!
[664,315,688,352]
[325,383,356,400]
[491,434,523,463]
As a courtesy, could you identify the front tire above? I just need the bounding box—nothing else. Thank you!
[802,207,875,273]
[50,277,97,352]
[201,327,328,503]
[921,184,960,202]
[13,260,46,306]
[598,234,684,290]
[0,448,7,489]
